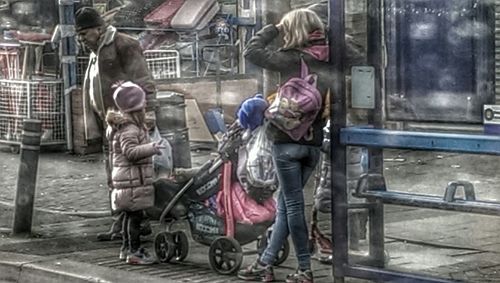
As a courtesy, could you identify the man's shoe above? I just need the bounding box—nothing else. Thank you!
[97,231,122,241]
[97,216,123,241]
[126,248,156,265]
[237,260,274,282]
[285,269,314,283]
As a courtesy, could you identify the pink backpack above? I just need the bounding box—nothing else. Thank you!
[265,58,322,141]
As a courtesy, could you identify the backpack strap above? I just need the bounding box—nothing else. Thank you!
[300,54,310,78]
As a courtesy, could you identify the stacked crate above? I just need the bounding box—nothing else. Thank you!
[496,0,500,103]
[71,88,102,155]
[0,79,66,148]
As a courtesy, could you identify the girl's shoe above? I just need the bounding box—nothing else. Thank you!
[237,260,274,282]
[126,248,156,265]
[286,269,314,283]
[119,246,129,261]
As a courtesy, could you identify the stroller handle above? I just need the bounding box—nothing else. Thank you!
[159,120,242,224]
[158,158,223,224]
[218,120,243,159]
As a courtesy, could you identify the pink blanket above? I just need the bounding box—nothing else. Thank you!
[216,181,276,225]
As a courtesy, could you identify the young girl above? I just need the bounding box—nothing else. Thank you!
[106,81,163,265]
[237,8,329,283]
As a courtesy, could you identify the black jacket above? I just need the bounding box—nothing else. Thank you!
[244,24,330,146]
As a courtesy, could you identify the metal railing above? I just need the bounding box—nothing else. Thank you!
[0,79,65,146]
[76,49,181,86]
[144,49,181,79]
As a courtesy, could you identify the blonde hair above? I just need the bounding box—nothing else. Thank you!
[125,109,147,131]
[279,8,325,50]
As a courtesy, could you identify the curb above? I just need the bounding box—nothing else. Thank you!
[0,252,174,283]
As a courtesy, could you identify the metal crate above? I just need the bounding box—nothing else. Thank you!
[0,45,21,79]
[76,50,180,84]
[0,79,65,146]
[76,56,89,86]
[144,50,181,80]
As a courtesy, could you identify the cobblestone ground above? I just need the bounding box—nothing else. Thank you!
[0,146,214,228]
[0,147,109,214]
[2,144,500,281]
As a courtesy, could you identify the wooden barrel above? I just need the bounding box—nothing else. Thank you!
[161,127,191,169]
[156,92,191,168]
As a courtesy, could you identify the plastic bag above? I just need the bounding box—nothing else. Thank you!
[245,123,277,188]
[237,144,275,203]
[236,123,277,203]
[150,127,173,179]
[314,152,332,213]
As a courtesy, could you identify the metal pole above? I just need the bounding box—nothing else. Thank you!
[12,119,42,236]
[195,33,200,76]
[241,0,264,91]
[329,0,347,281]
[58,0,77,151]
[216,48,222,112]
[366,0,385,267]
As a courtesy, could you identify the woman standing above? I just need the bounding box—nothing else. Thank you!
[237,8,330,283]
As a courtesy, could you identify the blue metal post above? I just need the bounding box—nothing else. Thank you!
[366,0,385,267]
[329,0,347,281]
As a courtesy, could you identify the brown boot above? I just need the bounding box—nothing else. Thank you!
[97,213,124,241]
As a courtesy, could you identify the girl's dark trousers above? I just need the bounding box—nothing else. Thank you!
[121,210,143,252]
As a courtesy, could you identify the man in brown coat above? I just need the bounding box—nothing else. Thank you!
[75,7,157,240]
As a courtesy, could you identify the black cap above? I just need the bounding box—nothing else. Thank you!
[75,7,104,32]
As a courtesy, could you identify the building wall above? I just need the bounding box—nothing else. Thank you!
[156,76,259,123]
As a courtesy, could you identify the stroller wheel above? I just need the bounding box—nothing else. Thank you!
[256,231,290,266]
[209,236,243,275]
[154,232,175,263]
[172,231,189,262]
[309,238,317,254]
[256,234,266,254]
[274,239,290,266]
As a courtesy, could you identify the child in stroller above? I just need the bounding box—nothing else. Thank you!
[151,121,289,275]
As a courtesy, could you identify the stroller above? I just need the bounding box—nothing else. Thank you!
[152,121,289,275]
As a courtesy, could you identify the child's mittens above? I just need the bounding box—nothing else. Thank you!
[152,141,165,155]
[105,125,114,140]
[237,94,269,130]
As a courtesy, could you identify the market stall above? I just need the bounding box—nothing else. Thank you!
[0,0,260,154]
[78,0,240,78]
[0,0,64,153]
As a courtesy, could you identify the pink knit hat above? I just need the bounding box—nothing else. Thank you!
[112,81,146,113]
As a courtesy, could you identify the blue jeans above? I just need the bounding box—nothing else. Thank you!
[260,143,320,270]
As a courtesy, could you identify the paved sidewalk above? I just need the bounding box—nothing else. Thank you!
[1,146,500,282]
